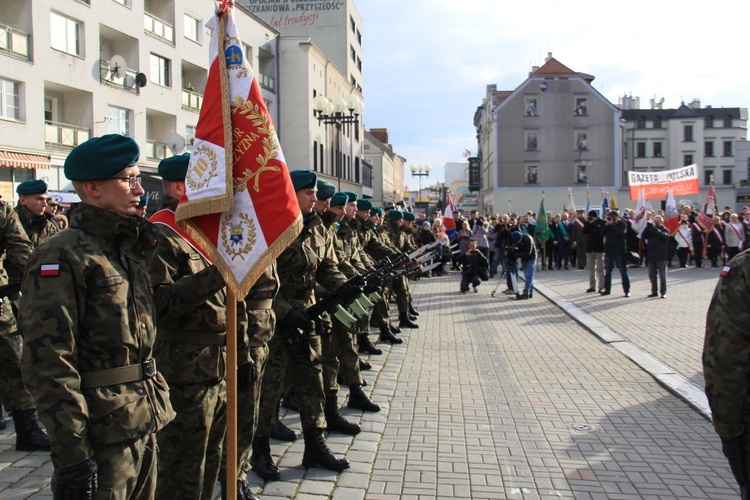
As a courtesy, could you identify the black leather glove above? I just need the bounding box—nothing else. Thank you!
[281,308,315,334]
[338,282,361,304]
[721,436,748,487]
[54,457,98,500]
[237,358,256,391]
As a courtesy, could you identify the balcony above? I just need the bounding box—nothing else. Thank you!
[99,60,140,94]
[181,89,203,112]
[144,12,174,44]
[147,140,168,160]
[259,72,275,92]
[0,23,30,61]
[45,121,90,150]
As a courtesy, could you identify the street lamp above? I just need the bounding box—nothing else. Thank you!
[312,93,364,191]
[409,164,431,213]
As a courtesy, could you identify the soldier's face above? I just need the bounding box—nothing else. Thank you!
[314,198,329,214]
[329,204,346,221]
[345,201,357,218]
[96,166,145,217]
[20,193,48,217]
[296,188,317,215]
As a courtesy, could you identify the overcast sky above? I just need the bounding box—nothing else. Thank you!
[355,0,750,191]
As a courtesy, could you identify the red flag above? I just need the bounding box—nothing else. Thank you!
[663,188,680,234]
[175,6,301,300]
[443,193,457,239]
[696,184,716,232]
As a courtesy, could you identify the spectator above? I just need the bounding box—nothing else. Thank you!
[599,210,630,297]
[457,221,472,260]
[724,213,745,261]
[642,215,670,298]
[472,217,490,258]
[690,219,705,268]
[572,209,587,270]
[706,216,724,268]
[674,220,693,268]
[583,210,605,293]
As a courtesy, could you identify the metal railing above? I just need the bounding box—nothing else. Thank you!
[0,23,30,61]
[99,60,140,94]
[147,140,168,160]
[44,121,90,149]
[181,89,203,112]
[144,12,174,43]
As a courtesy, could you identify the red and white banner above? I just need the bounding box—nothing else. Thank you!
[663,188,680,235]
[443,193,456,237]
[628,164,700,201]
[175,6,301,300]
[696,184,716,232]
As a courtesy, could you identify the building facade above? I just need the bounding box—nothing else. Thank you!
[363,128,404,205]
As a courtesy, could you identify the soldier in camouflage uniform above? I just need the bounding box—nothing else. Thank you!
[366,207,404,342]
[382,210,420,330]
[20,135,175,500]
[0,200,51,451]
[251,170,354,481]
[147,154,235,500]
[704,252,750,499]
[15,179,59,248]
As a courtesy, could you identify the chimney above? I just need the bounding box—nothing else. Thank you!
[545,52,553,61]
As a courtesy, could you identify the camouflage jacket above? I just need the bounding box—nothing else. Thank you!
[19,203,175,469]
[0,201,32,286]
[148,210,228,385]
[333,219,368,278]
[383,220,412,252]
[704,251,750,439]
[354,216,397,263]
[15,204,59,248]
[239,262,280,349]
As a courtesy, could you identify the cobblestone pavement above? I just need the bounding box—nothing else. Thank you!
[0,261,738,499]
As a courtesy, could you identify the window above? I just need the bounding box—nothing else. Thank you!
[107,105,131,136]
[723,169,732,185]
[525,97,537,117]
[705,116,714,128]
[684,154,693,166]
[525,165,538,184]
[350,16,355,33]
[0,78,20,120]
[724,115,733,127]
[653,116,662,129]
[184,13,202,43]
[350,45,356,63]
[576,164,587,184]
[724,141,733,157]
[313,140,319,172]
[704,169,713,185]
[653,142,662,158]
[50,12,83,56]
[705,141,714,157]
[575,133,588,151]
[684,125,693,142]
[356,29,361,45]
[525,132,538,151]
[150,53,171,87]
[636,116,646,129]
[574,97,587,116]
[636,142,646,158]
[623,141,628,159]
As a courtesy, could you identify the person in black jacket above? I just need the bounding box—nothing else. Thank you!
[642,215,670,298]
[512,231,537,300]
[459,239,489,293]
[583,210,605,293]
[599,210,630,296]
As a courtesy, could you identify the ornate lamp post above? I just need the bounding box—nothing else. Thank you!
[312,93,363,191]
[409,164,431,212]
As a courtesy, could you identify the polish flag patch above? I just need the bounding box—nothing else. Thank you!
[40,263,60,277]
[720,266,732,277]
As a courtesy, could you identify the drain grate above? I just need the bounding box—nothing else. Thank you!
[570,423,596,433]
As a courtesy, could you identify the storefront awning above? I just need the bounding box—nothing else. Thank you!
[0,151,51,169]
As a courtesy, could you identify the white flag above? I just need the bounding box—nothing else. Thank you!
[631,188,648,234]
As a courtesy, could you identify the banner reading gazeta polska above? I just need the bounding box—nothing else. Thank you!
[627,164,700,200]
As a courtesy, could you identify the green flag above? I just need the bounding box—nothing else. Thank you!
[535,197,554,244]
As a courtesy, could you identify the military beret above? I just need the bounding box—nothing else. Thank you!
[370,207,383,216]
[387,210,403,221]
[16,179,48,195]
[158,153,190,181]
[289,170,317,191]
[64,134,140,181]
[316,179,336,201]
[330,192,349,207]
[343,191,358,203]
[403,211,416,221]
[137,195,148,208]
[357,199,372,211]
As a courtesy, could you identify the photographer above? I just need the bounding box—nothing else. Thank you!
[458,238,489,293]
[512,231,537,300]
[496,217,518,295]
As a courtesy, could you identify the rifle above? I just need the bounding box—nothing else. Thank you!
[0,280,21,299]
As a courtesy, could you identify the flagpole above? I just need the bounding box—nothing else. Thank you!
[226,291,238,500]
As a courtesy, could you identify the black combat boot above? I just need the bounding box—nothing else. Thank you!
[359,358,372,371]
[270,402,297,441]
[347,384,381,412]
[221,479,258,500]
[302,428,350,471]
[389,324,401,334]
[398,312,419,329]
[250,436,281,480]
[324,395,360,435]
[357,333,382,355]
[408,304,420,317]
[12,410,50,452]
[281,392,299,412]
[379,325,403,344]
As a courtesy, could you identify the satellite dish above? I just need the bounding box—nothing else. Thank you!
[135,73,147,88]
[167,134,186,155]
[124,74,136,88]
[109,55,127,79]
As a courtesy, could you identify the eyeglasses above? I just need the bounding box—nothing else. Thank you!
[109,176,143,190]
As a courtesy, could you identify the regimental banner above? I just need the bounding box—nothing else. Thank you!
[627,164,700,200]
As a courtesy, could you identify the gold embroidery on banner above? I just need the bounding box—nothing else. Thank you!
[186,145,219,191]
[231,96,281,193]
[221,212,257,261]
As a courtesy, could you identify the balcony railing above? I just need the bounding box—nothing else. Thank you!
[147,140,168,160]
[99,60,140,94]
[0,23,31,61]
[144,12,174,43]
[45,121,90,150]
[259,72,275,92]
[181,89,203,112]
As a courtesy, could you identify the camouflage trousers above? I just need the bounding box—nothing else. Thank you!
[0,299,35,412]
[321,321,361,395]
[51,433,158,499]
[371,286,391,327]
[383,276,410,315]
[156,379,227,500]
[256,333,325,436]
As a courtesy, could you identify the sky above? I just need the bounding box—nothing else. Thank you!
[355,0,750,191]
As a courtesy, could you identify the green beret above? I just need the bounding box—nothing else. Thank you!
[137,195,148,208]
[370,207,383,216]
[158,153,190,181]
[316,179,336,201]
[16,179,48,196]
[290,170,316,191]
[343,191,358,203]
[357,199,372,211]
[64,134,140,181]
[330,192,349,207]
[403,211,416,221]
[387,210,403,221]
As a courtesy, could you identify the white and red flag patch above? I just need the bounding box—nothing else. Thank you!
[174,5,301,300]
[40,263,60,277]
